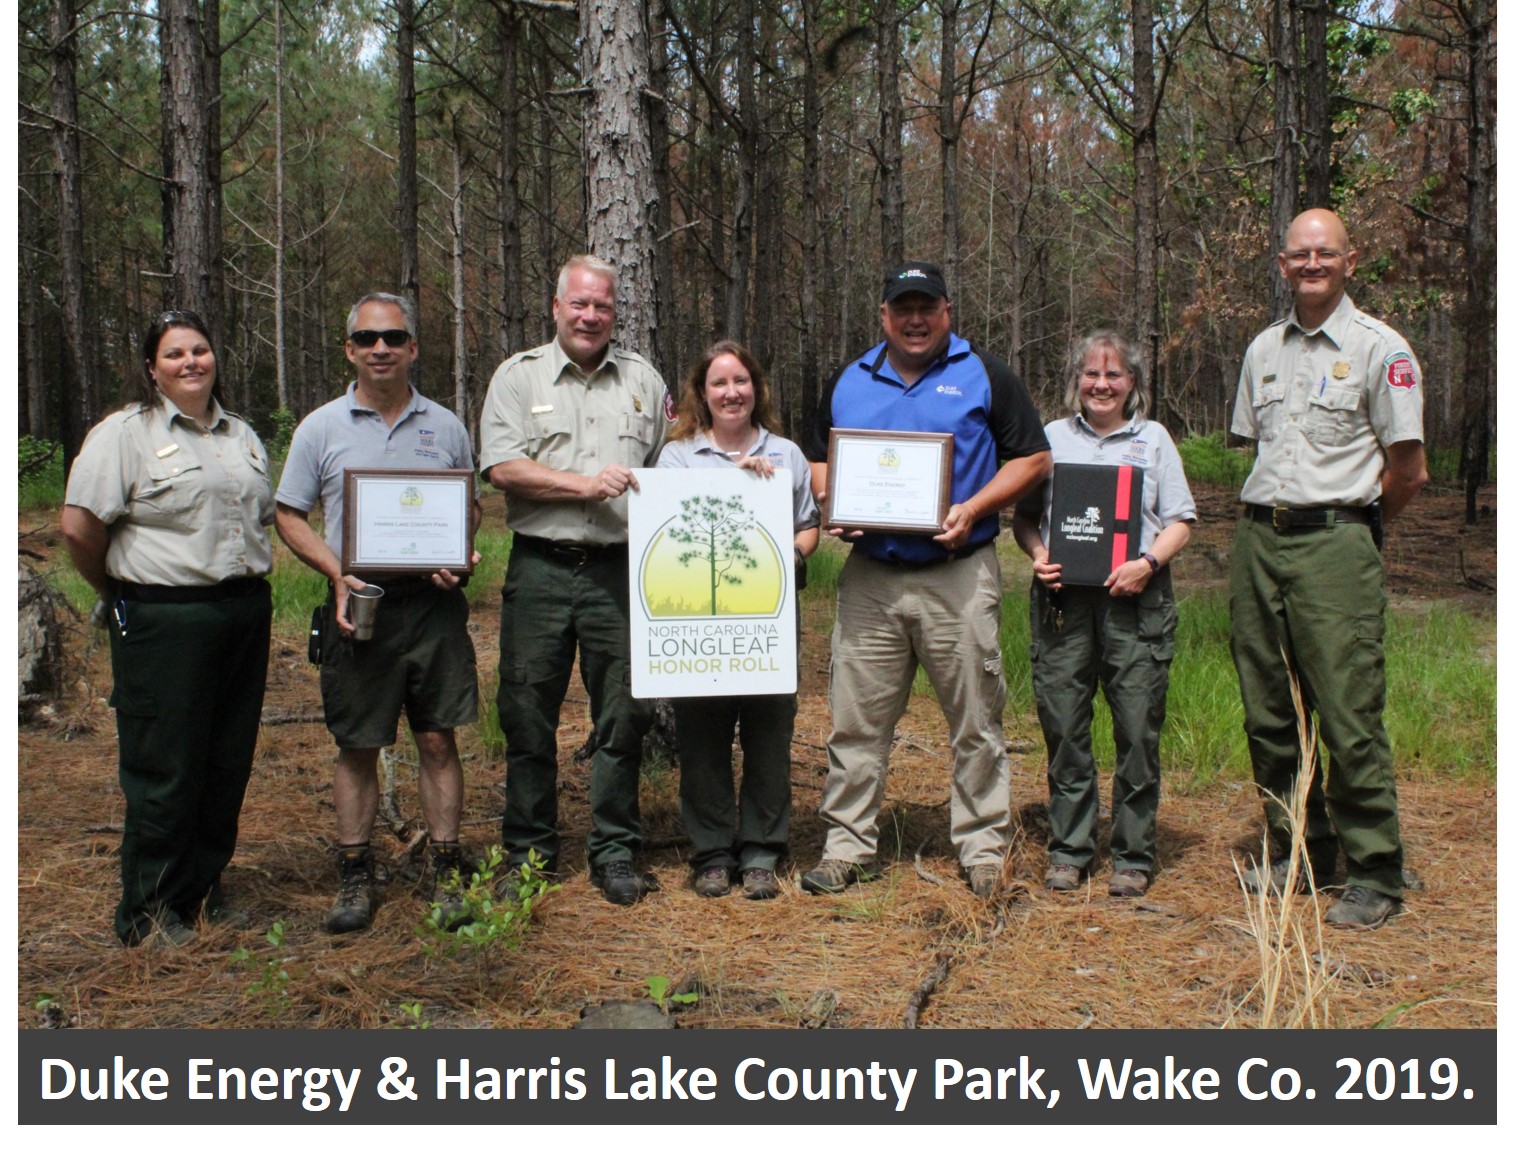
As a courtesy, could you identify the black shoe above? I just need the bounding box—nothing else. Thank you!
[425,841,474,931]
[204,880,252,928]
[145,911,198,949]
[326,846,378,934]
[1324,885,1403,930]
[591,860,655,906]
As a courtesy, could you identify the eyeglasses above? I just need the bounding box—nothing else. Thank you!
[1283,249,1345,266]
[348,329,412,348]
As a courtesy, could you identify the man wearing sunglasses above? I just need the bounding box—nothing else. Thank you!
[1230,209,1428,930]
[479,255,672,906]
[275,292,482,935]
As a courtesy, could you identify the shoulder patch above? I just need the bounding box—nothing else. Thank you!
[663,390,677,423]
[1385,352,1418,391]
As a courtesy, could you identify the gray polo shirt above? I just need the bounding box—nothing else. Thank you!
[478,338,670,545]
[1037,413,1196,554]
[656,427,820,535]
[1231,294,1424,507]
[65,396,274,586]
[276,383,475,555]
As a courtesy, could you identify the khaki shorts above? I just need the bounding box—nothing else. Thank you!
[319,585,478,749]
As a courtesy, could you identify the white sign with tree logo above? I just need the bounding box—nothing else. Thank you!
[627,468,799,698]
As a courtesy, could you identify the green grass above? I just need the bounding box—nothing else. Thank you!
[1177,431,1254,488]
[1425,446,1496,486]
[985,587,1493,787]
[19,438,66,510]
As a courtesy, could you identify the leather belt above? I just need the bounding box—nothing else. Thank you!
[117,577,267,603]
[514,534,628,567]
[1245,504,1372,530]
[871,537,992,568]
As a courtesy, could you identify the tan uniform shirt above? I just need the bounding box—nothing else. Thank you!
[65,397,275,586]
[478,338,671,544]
[1231,294,1424,507]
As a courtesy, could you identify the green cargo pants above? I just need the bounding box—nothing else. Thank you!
[496,541,652,870]
[1029,571,1176,874]
[108,585,272,942]
[1228,516,1403,898]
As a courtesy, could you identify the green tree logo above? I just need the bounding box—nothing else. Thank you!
[667,495,760,615]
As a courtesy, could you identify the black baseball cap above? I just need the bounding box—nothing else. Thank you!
[882,261,949,303]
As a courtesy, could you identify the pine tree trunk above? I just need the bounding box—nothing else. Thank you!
[579,0,662,358]
[877,6,905,267]
[51,0,95,466]
[160,0,215,322]
[1269,0,1300,320]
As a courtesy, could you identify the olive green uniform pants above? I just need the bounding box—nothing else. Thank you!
[1228,517,1403,898]
[108,585,271,942]
[496,542,652,869]
[1029,571,1176,874]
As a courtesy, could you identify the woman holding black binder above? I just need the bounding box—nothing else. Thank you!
[1011,332,1195,897]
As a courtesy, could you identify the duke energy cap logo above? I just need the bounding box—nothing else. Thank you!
[639,494,786,619]
[1386,352,1418,390]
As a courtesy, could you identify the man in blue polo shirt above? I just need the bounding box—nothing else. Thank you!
[802,261,1051,899]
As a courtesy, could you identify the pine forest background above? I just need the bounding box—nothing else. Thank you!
[16,0,1496,517]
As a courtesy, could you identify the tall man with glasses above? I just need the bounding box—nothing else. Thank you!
[800,261,1051,900]
[479,255,671,906]
[276,292,482,934]
[1230,209,1428,929]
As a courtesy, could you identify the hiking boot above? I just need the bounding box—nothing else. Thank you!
[204,880,251,929]
[146,912,198,949]
[1108,869,1150,898]
[693,865,731,898]
[1241,856,1308,896]
[799,858,870,895]
[591,860,655,906]
[425,841,473,931]
[326,846,378,934]
[741,868,780,901]
[1324,885,1402,931]
[1044,863,1082,891]
[966,862,1002,900]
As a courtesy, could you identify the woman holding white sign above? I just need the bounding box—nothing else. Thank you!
[657,341,820,899]
[1011,332,1195,898]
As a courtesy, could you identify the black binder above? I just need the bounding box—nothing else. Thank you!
[1047,462,1145,586]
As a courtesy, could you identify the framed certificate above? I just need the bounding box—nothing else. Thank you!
[823,429,954,534]
[341,468,475,576]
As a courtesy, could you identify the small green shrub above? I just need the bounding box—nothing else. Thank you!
[1178,432,1254,489]
[19,437,66,509]
[419,846,558,957]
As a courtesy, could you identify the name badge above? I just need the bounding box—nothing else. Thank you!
[531,404,554,415]
[155,443,180,459]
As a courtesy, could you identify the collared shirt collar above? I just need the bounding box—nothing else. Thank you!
[687,425,770,459]
[344,381,426,419]
[1285,292,1355,348]
[1072,411,1146,442]
[864,331,971,385]
[550,337,619,382]
[159,391,228,431]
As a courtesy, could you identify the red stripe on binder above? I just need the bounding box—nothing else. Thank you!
[1111,466,1133,572]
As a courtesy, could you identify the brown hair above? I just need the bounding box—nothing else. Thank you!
[669,340,782,442]
[138,309,221,409]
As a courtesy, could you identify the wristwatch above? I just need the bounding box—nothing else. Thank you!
[1142,553,1160,573]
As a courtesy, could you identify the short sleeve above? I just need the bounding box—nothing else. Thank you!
[478,359,529,474]
[1230,352,1258,439]
[64,416,131,525]
[274,418,322,513]
[1367,346,1425,447]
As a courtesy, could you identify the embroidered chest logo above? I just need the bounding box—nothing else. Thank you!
[1385,353,1418,391]
[417,429,436,448]
[935,383,963,397]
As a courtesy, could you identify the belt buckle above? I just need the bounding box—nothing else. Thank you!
[1272,507,1292,531]
[559,543,591,567]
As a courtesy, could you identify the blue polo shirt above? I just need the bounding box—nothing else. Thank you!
[807,333,1048,564]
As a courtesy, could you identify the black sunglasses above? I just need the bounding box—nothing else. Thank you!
[349,329,412,348]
